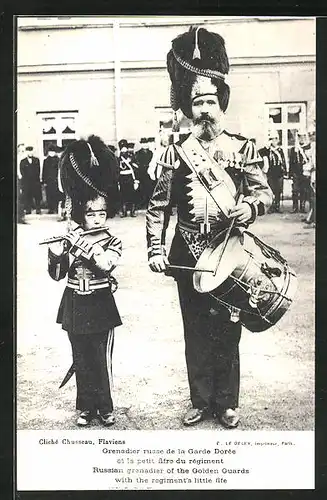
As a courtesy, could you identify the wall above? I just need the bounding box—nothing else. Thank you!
[17,17,316,156]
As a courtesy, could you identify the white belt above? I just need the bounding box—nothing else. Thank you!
[67,277,110,295]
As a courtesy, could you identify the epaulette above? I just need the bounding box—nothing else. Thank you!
[223,130,248,142]
[157,145,179,170]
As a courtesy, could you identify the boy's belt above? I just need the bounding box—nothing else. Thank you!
[67,277,110,295]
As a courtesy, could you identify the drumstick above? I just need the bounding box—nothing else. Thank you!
[167,265,214,273]
[213,193,244,277]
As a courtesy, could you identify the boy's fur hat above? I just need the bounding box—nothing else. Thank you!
[60,135,120,221]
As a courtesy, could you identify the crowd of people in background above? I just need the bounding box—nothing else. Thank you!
[17,143,64,224]
[17,125,316,229]
[257,126,316,228]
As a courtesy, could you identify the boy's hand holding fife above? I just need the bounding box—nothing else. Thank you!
[66,230,94,260]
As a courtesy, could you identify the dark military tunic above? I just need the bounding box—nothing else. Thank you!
[289,146,310,211]
[134,148,154,208]
[118,154,139,205]
[146,131,272,414]
[20,156,42,213]
[42,155,60,213]
[260,146,286,211]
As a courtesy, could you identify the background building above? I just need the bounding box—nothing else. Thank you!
[17,16,316,169]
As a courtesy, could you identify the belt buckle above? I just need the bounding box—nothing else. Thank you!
[199,222,211,236]
[78,277,92,295]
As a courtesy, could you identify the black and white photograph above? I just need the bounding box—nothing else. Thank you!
[16,15,315,491]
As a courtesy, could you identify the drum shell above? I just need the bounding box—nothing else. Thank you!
[207,232,297,332]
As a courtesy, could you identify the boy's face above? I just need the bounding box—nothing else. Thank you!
[84,210,107,230]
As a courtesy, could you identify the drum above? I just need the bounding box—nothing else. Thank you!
[193,228,297,332]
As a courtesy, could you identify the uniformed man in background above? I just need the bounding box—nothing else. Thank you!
[289,131,309,213]
[42,144,60,214]
[20,146,42,215]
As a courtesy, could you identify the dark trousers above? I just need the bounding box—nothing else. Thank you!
[268,177,283,210]
[292,175,307,210]
[177,278,241,413]
[45,184,59,213]
[68,330,114,413]
[17,178,25,222]
[23,183,41,213]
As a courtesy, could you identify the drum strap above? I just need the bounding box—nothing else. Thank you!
[174,135,237,217]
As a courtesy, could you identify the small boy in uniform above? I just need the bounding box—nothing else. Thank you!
[47,135,122,427]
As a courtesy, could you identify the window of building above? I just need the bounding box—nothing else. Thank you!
[37,111,78,157]
[265,102,307,167]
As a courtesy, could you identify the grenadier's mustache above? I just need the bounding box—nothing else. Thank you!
[193,115,216,125]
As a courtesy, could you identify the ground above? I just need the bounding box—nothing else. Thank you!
[16,201,315,431]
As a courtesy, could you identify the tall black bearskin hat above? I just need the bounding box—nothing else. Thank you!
[167,26,230,119]
[60,135,120,224]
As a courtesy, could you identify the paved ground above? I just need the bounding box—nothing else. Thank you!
[16,202,315,431]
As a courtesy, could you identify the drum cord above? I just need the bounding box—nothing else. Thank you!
[229,274,292,301]
[209,292,273,324]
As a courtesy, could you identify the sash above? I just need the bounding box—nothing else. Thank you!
[120,157,135,177]
[175,134,237,219]
[120,157,139,189]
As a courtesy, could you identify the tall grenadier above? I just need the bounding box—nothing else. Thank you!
[146,27,273,428]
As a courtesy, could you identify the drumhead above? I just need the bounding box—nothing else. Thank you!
[193,231,243,293]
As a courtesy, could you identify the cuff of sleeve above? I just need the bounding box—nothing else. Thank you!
[243,196,266,218]
[243,199,258,224]
[148,244,166,259]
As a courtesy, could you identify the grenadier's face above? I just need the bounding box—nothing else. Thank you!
[270,136,279,148]
[298,135,306,146]
[27,150,33,157]
[84,210,107,230]
[191,94,224,140]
